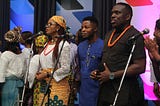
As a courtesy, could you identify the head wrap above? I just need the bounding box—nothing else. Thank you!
[4,27,23,43]
[35,35,48,47]
[50,16,66,30]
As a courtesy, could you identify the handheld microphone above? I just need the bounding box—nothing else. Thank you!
[27,31,43,40]
[128,28,150,41]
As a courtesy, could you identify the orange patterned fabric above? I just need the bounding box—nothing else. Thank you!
[50,16,66,30]
[33,68,70,106]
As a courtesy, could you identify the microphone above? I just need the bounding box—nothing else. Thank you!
[55,33,75,40]
[128,28,150,41]
[27,31,43,40]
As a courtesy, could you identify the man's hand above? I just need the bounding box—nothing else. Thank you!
[153,82,160,98]
[144,36,158,53]
[90,70,99,80]
[97,63,111,84]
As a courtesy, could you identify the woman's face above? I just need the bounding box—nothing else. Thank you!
[45,19,59,35]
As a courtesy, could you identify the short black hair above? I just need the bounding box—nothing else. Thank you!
[5,42,21,54]
[156,19,160,29]
[21,31,33,44]
[82,16,98,27]
[116,2,133,18]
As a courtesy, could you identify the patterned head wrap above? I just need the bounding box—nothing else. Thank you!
[50,16,66,30]
[4,27,23,43]
[35,35,48,47]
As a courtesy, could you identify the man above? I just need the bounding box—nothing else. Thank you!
[91,2,146,106]
[145,19,160,106]
[78,16,104,106]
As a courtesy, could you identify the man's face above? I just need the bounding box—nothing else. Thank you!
[81,20,97,39]
[111,5,129,28]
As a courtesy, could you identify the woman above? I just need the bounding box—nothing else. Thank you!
[31,15,71,106]
[28,34,48,89]
[0,28,27,106]
[145,18,160,106]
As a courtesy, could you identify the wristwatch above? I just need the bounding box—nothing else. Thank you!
[109,72,115,80]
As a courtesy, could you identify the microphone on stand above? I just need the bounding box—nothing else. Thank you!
[56,26,75,40]
[27,31,43,40]
[55,33,75,40]
[128,28,150,41]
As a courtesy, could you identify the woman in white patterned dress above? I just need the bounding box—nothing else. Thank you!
[29,15,71,106]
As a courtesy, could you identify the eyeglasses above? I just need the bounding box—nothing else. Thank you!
[45,22,57,28]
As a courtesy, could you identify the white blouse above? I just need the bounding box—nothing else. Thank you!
[28,54,40,88]
[150,61,158,82]
[28,40,71,87]
[0,51,27,83]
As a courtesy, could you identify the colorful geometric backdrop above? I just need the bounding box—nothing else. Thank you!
[10,0,93,104]
[10,0,93,35]
[10,0,160,102]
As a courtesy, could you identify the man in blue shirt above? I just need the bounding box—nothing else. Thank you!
[78,16,104,106]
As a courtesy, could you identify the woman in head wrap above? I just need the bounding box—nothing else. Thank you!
[31,16,71,106]
[0,27,27,106]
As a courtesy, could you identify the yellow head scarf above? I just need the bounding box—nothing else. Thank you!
[35,35,48,47]
[50,16,66,30]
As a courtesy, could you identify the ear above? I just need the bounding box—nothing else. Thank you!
[94,27,98,32]
[56,25,61,31]
[125,14,131,21]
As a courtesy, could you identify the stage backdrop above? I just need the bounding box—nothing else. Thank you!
[10,0,92,35]
[117,0,160,100]
[10,0,34,32]
[56,0,93,34]
[10,0,93,104]
[10,0,160,101]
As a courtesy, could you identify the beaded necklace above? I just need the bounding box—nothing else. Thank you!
[108,25,132,47]
[43,41,55,56]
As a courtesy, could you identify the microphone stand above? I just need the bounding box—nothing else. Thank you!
[40,39,66,106]
[67,64,77,105]
[111,39,137,106]
[19,43,34,106]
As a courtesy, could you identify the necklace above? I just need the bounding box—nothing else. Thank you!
[108,25,132,47]
[43,42,55,56]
